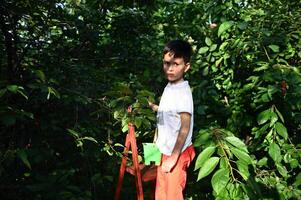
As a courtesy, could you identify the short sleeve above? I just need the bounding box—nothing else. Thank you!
[175,88,193,114]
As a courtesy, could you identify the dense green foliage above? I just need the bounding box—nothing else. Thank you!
[1,0,301,199]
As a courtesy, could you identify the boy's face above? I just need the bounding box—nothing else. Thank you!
[163,52,190,84]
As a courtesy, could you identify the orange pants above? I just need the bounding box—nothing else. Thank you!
[155,145,195,200]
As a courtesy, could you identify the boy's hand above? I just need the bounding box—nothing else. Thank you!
[161,154,179,172]
[148,101,158,112]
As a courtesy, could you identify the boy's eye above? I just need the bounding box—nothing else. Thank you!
[163,61,170,65]
[163,61,180,67]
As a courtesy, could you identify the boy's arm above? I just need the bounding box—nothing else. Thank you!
[161,112,191,173]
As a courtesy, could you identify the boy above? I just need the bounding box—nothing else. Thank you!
[149,40,195,200]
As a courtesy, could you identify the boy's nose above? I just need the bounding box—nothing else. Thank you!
[166,66,174,71]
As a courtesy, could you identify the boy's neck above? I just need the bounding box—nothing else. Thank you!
[169,78,184,85]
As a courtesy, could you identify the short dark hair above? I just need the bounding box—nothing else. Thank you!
[163,40,192,63]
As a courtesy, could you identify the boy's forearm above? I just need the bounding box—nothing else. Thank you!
[171,130,189,158]
[171,112,191,158]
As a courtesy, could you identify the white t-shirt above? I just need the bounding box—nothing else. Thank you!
[156,81,193,156]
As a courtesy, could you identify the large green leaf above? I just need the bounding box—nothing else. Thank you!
[231,147,252,164]
[236,160,250,180]
[276,164,288,178]
[257,108,271,125]
[218,21,234,37]
[275,122,288,140]
[211,168,230,195]
[197,157,220,181]
[268,143,282,163]
[225,136,248,153]
[194,146,216,171]
[198,47,209,54]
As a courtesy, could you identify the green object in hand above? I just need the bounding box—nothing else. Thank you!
[143,143,161,165]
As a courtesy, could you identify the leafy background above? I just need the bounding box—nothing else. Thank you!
[0,0,300,199]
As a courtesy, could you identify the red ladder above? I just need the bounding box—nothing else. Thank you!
[114,122,156,200]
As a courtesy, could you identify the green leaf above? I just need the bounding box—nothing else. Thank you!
[237,160,250,180]
[122,124,128,133]
[7,85,19,93]
[219,41,228,50]
[194,146,216,171]
[268,45,280,53]
[293,172,301,187]
[268,143,282,163]
[257,157,268,166]
[16,89,28,100]
[17,149,31,169]
[231,147,252,164]
[209,44,218,52]
[269,112,278,126]
[274,106,284,123]
[134,117,142,128]
[47,87,60,99]
[275,122,288,140]
[218,21,234,37]
[257,108,271,125]
[35,70,46,82]
[276,164,288,177]
[67,129,80,138]
[197,157,219,181]
[211,168,229,195]
[113,111,121,119]
[82,137,98,143]
[205,37,212,46]
[219,157,228,169]
[225,136,248,153]
[198,47,209,54]
[289,159,299,169]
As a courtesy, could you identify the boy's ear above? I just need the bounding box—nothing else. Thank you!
[184,62,190,72]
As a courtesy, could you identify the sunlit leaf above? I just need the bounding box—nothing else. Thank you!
[205,37,212,46]
[218,21,234,37]
[268,45,280,53]
[237,160,250,180]
[231,147,252,164]
[198,47,209,54]
[211,168,229,195]
[194,146,216,171]
[225,136,248,153]
[276,164,288,177]
[257,157,268,166]
[197,157,219,181]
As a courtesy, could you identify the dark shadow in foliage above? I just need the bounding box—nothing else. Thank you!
[244,165,281,200]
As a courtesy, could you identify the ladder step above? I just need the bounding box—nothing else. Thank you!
[126,164,157,182]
